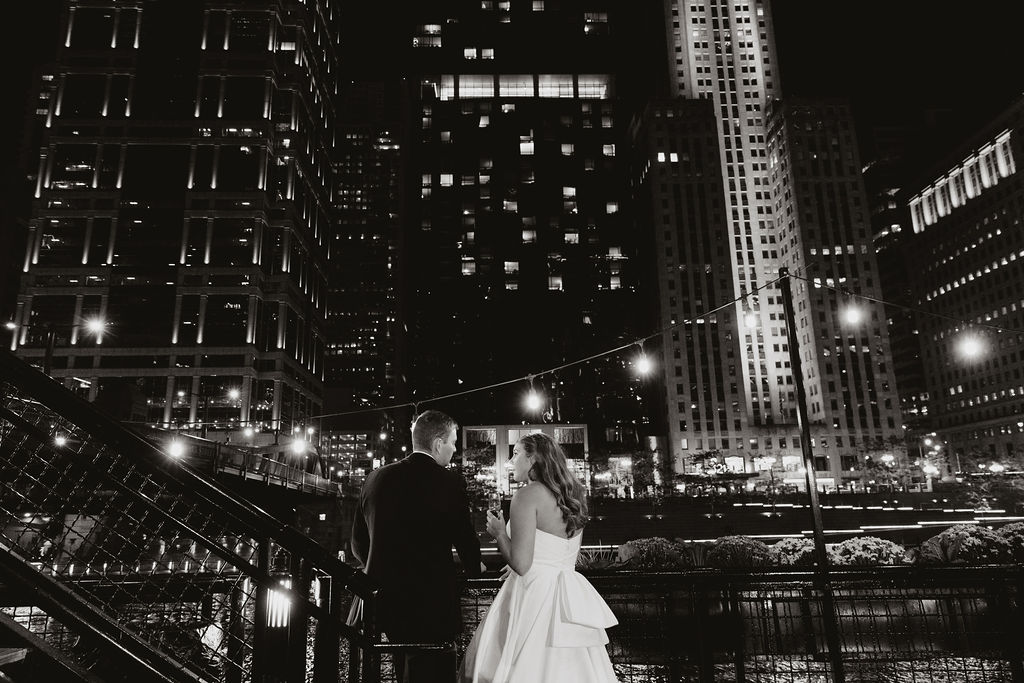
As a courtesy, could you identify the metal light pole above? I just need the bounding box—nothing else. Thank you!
[778,267,846,682]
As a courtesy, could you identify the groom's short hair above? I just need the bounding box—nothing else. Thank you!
[411,410,458,452]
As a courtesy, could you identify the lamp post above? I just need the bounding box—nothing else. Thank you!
[778,266,846,682]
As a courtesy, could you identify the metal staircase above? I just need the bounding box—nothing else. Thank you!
[0,350,379,682]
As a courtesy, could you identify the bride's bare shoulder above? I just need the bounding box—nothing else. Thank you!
[511,482,553,507]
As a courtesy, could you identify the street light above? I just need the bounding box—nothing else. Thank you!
[778,267,846,681]
[7,317,110,376]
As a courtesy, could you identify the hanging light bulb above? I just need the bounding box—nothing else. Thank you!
[634,341,652,375]
[524,375,543,412]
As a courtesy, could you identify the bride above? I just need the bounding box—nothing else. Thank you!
[458,433,618,682]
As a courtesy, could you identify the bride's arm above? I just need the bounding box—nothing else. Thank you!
[489,485,538,576]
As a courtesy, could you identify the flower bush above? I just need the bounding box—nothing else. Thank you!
[575,546,620,571]
[616,537,690,570]
[705,535,771,568]
[917,524,1011,565]
[769,537,816,567]
[996,521,1024,562]
[828,536,907,566]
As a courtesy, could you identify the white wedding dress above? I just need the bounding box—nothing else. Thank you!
[458,525,619,682]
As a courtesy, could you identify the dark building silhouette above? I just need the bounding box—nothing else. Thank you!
[397,3,660,453]
[10,1,337,439]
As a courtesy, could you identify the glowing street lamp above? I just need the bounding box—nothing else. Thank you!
[957,334,985,360]
[227,388,241,401]
[290,438,306,455]
[54,434,68,448]
[841,305,865,326]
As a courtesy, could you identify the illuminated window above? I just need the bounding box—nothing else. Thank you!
[459,74,494,98]
[499,75,534,97]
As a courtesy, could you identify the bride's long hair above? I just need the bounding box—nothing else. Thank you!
[520,433,589,537]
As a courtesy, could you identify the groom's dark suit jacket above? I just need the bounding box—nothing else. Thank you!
[351,452,482,640]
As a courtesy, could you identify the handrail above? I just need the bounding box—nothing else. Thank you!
[0,539,191,682]
[0,349,381,681]
[0,350,370,596]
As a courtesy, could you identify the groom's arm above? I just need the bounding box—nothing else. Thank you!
[450,474,482,577]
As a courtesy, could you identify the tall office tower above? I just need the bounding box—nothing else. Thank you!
[905,96,1024,465]
[633,99,752,475]
[659,1,905,487]
[767,99,904,487]
[326,82,403,418]
[863,122,930,438]
[11,1,337,438]
[661,0,793,446]
[400,4,653,445]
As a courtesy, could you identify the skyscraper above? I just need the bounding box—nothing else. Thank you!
[905,95,1024,466]
[399,4,655,448]
[11,1,336,438]
[654,0,903,486]
[326,82,403,414]
[768,99,904,485]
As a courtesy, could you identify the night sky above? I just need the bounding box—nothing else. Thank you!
[3,2,1024,229]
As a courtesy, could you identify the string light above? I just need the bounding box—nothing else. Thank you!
[524,375,543,412]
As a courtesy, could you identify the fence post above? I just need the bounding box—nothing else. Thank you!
[253,538,271,682]
[312,575,341,683]
[227,582,244,683]
[360,590,381,683]
[288,556,311,682]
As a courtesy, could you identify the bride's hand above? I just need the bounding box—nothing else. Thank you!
[485,509,506,539]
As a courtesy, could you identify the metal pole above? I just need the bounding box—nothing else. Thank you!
[778,267,845,682]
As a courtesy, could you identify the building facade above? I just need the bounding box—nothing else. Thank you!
[653,0,904,488]
[768,99,905,486]
[398,4,654,450]
[326,102,403,413]
[10,1,336,439]
[905,97,1024,466]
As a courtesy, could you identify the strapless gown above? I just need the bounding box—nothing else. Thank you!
[458,526,618,682]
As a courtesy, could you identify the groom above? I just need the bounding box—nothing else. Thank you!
[351,409,482,683]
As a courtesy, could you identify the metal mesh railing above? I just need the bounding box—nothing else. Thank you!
[0,351,372,682]
[453,568,1024,683]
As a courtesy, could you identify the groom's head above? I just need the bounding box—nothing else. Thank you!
[411,410,458,466]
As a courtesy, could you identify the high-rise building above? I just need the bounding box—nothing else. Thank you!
[904,95,1024,466]
[768,99,905,485]
[326,81,403,415]
[654,0,903,487]
[10,1,336,439]
[398,4,655,449]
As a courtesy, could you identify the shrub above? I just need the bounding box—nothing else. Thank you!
[917,524,1011,564]
[616,537,689,570]
[575,546,620,571]
[828,536,907,566]
[996,521,1024,562]
[706,535,771,568]
[769,537,817,567]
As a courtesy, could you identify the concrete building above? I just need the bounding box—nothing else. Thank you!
[10,1,337,439]
[905,96,1024,467]
[651,0,904,488]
